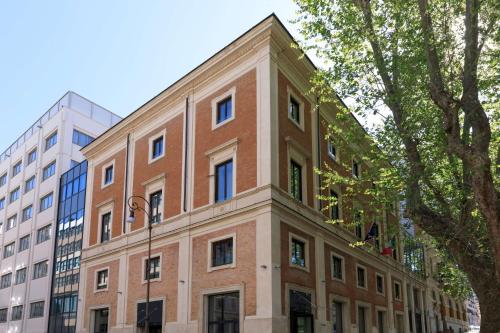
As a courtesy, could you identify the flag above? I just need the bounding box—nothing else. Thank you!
[364,222,377,241]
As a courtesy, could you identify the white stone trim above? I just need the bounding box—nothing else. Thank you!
[376,272,386,296]
[97,202,113,243]
[207,232,237,272]
[148,128,167,164]
[100,159,115,189]
[288,232,310,272]
[211,86,236,130]
[94,266,110,293]
[287,144,308,205]
[207,139,238,205]
[141,252,163,284]
[199,284,244,333]
[394,280,402,301]
[143,177,165,226]
[355,300,372,333]
[329,293,350,332]
[330,251,345,283]
[286,86,305,131]
[356,263,368,290]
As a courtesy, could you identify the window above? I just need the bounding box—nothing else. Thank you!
[33,260,48,279]
[10,187,20,203]
[6,215,16,231]
[332,301,344,333]
[22,205,33,222]
[150,190,162,224]
[289,96,300,124]
[377,311,386,333]
[215,159,233,203]
[19,235,30,252]
[290,290,313,333]
[354,210,363,239]
[15,268,27,284]
[331,190,340,220]
[357,266,367,289]
[290,160,302,201]
[332,254,344,280]
[25,176,35,193]
[0,273,12,289]
[211,237,234,268]
[40,193,53,211]
[358,306,367,333]
[11,305,23,321]
[100,212,111,243]
[36,225,51,244]
[12,161,22,176]
[4,242,15,258]
[104,165,113,185]
[0,173,6,187]
[151,136,164,160]
[72,129,94,147]
[145,256,161,280]
[42,161,56,181]
[207,292,240,333]
[373,223,381,250]
[0,308,7,323]
[376,274,385,295]
[0,197,4,210]
[96,269,108,290]
[45,131,57,151]
[216,96,232,124]
[352,159,360,178]
[70,159,79,168]
[393,282,401,300]
[291,238,306,268]
[29,301,44,318]
[27,149,37,165]
[328,139,337,160]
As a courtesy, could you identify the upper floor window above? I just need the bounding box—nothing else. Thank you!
[27,149,37,165]
[11,305,23,321]
[216,96,233,124]
[40,192,53,211]
[9,187,20,203]
[45,131,57,151]
[394,282,402,301]
[72,129,94,147]
[22,205,33,222]
[0,197,4,210]
[96,269,108,290]
[104,165,113,185]
[357,265,367,289]
[289,96,300,124]
[330,190,340,220]
[42,161,56,181]
[0,173,6,187]
[332,254,344,280]
[36,225,51,244]
[215,159,233,203]
[25,176,35,193]
[150,190,162,224]
[211,237,234,268]
[291,237,306,268]
[29,301,44,318]
[19,235,30,252]
[0,273,12,289]
[33,260,48,279]
[354,210,363,239]
[352,159,360,178]
[327,139,337,160]
[0,308,7,323]
[100,212,111,243]
[12,161,22,177]
[290,160,302,202]
[152,136,164,160]
[3,242,15,258]
[15,268,26,285]
[145,256,161,280]
[6,215,17,231]
[376,274,385,295]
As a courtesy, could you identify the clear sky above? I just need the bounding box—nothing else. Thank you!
[0,0,300,151]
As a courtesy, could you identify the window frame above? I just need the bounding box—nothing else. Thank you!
[9,187,20,203]
[15,267,27,285]
[375,272,385,296]
[39,192,53,212]
[207,233,236,272]
[95,268,109,292]
[142,254,162,283]
[32,260,48,280]
[289,233,309,271]
[22,204,33,222]
[18,234,30,252]
[287,87,305,131]
[11,305,23,321]
[12,160,22,177]
[393,281,402,301]
[36,224,52,244]
[42,160,56,181]
[25,175,36,193]
[329,294,351,333]
[352,158,360,178]
[3,242,15,258]
[29,300,45,319]
[330,189,342,220]
[0,272,12,289]
[211,87,236,130]
[44,131,58,151]
[356,264,368,290]
[331,251,345,283]
[148,129,166,164]
[327,139,337,161]
[0,173,7,187]
[27,148,37,165]
[101,160,115,188]
[6,214,17,231]
[214,159,234,203]
[206,139,238,205]
[99,211,112,243]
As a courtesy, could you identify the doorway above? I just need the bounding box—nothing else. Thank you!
[92,308,109,333]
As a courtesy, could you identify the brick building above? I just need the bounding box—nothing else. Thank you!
[75,15,467,333]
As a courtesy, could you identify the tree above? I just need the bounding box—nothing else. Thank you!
[294,0,499,331]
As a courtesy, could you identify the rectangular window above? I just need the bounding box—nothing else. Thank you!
[394,282,401,300]
[331,190,340,220]
[36,225,51,244]
[290,160,302,201]
[0,197,4,210]
[207,292,239,333]
[27,149,37,165]
[40,193,53,211]
[25,176,36,193]
[42,161,56,181]
[150,190,162,224]
[215,160,233,203]
[211,238,233,267]
[289,96,300,123]
[332,301,344,333]
[19,235,30,252]
[0,308,7,323]
[100,212,111,243]
[377,310,385,333]
[354,210,363,239]
[357,266,366,288]
[96,269,108,290]
[6,215,16,231]
[352,160,360,178]
[45,131,57,151]
[291,238,306,267]
[29,301,44,318]
[332,255,343,280]
[11,305,23,321]
[33,260,48,279]
[22,205,33,222]
[12,161,22,176]
[0,173,6,187]
[0,273,12,289]
[15,268,27,285]
[3,242,15,258]
[216,96,232,124]
[358,306,367,333]
[152,136,164,159]
[328,140,337,160]
[376,274,384,294]
[72,129,94,147]
[145,256,161,280]
[9,187,20,203]
[104,165,113,185]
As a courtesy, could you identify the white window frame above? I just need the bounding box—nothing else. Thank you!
[206,138,238,205]
[201,285,244,333]
[287,86,305,131]
[355,301,372,333]
[101,159,115,189]
[330,294,350,333]
[356,264,368,290]
[27,147,37,165]
[98,204,113,244]
[143,177,165,226]
[375,306,388,333]
[207,233,237,272]
[39,192,53,212]
[12,160,22,177]
[393,281,402,301]
[94,267,109,292]
[289,232,310,272]
[375,272,385,296]
[327,139,338,161]
[142,253,162,283]
[329,187,342,220]
[352,158,361,178]
[211,87,236,130]
[148,129,167,164]
[353,204,364,240]
[330,251,345,283]
[288,146,308,205]
[44,130,58,151]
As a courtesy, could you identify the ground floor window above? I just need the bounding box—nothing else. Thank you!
[290,290,314,333]
[92,308,109,333]
[358,306,367,333]
[137,300,163,333]
[207,292,239,333]
[332,301,344,333]
[377,310,386,333]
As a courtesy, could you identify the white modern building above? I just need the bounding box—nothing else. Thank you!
[0,92,121,333]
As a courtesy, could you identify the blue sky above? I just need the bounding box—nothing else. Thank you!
[0,0,299,151]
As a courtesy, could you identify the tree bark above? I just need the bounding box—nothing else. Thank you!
[470,274,500,333]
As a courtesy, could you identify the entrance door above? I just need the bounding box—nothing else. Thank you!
[358,306,367,333]
[332,301,343,333]
[290,290,314,333]
[93,308,109,333]
[377,311,385,333]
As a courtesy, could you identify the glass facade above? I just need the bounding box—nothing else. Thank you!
[48,161,87,333]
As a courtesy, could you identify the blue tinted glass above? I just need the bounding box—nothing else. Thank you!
[226,161,233,199]
[216,164,226,202]
[217,97,232,124]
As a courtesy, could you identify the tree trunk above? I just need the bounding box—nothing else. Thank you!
[471,276,500,333]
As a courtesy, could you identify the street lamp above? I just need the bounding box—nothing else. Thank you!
[126,195,155,333]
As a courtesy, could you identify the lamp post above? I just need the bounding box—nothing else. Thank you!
[126,195,155,333]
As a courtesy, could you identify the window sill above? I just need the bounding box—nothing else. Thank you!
[332,277,345,283]
[148,154,165,165]
[94,288,109,293]
[141,277,161,284]
[290,263,309,272]
[213,116,235,130]
[208,263,236,273]
[288,117,305,132]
